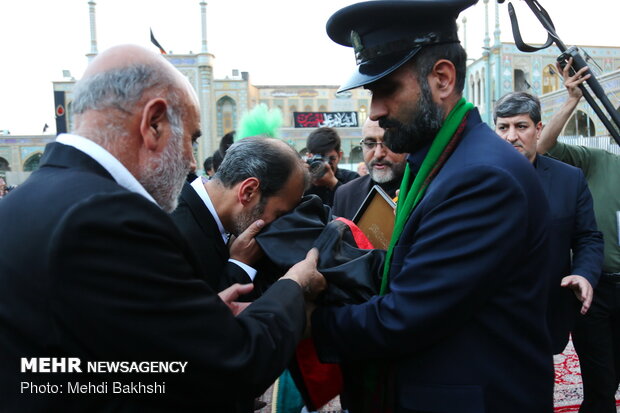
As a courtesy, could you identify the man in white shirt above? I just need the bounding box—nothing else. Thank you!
[171,136,309,295]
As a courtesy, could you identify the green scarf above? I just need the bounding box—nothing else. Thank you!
[380,98,474,295]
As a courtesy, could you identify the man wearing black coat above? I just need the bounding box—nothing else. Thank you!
[0,45,324,412]
[171,136,308,296]
[494,91,604,355]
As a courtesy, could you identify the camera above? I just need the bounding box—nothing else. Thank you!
[306,154,329,179]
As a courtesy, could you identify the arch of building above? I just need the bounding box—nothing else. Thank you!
[564,110,596,137]
[216,96,237,137]
[23,152,43,172]
[0,157,10,172]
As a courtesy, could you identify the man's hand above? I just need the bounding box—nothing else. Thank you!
[218,283,255,316]
[561,275,593,315]
[538,58,591,154]
[312,162,338,189]
[229,219,264,265]
[281,248,326,299]
[557,57,591,102]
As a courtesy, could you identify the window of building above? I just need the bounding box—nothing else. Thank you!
[349,146,363,164]
[216,96,237,137]
[514,69,531,92]
[0,157,10,171]
[288,105,297,127]
[564,110,596,137]
[358,106,368,124]
[542,64,560,95]
[23,153,42,172]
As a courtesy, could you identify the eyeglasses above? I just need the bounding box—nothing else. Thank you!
[360,139,386,150]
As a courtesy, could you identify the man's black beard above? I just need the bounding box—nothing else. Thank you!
[379,80,445,153]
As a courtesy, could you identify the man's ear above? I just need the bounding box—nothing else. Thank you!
[428,59,457,102]
[140,98,169,151]
[535,121,544,140]
[237,177,261,206]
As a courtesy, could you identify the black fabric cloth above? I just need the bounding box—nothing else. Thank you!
[304,168,359,207]
[0,142,306,412]
[332,174,401,220]
[256,195,385,306]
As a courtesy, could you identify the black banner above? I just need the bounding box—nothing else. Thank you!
[54,91,67,135]
[294,112,358,128]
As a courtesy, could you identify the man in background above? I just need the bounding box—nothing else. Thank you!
[203,156,214,177]
[332,118,407,220]
[538,58,620,413]
[494,91,603,355]
[304,126,358,206]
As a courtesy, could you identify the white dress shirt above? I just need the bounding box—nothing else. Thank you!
[56,133,158,206]
[190,177,257,281]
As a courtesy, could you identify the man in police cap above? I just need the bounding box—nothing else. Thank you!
[310,1,555,412]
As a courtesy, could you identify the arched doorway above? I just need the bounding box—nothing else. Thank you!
[216,96,237,137]
[23,153,42,172]
[0,157,10,172]
[564,110,596,137]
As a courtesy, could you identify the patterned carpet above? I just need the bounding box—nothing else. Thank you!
[258,338,620,413]
[553,338,620,412]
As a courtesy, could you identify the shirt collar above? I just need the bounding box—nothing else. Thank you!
[190,176,228,244]
[56,133,157,206]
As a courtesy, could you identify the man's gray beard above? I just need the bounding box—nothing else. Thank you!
[368,160,406,184]
[140,132,189,213]
[379,78,445,154]
[231,201,265,237]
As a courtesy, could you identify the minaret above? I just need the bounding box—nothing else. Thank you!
[483,0,492,124]
[86,1,98,62]
[483,0,491,53]
[494,1,501,47]
[462,16,468,53]
[493,1,502,108]
[200,1,208,53]
[197,1,215,166]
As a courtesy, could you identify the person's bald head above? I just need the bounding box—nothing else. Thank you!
[70,45,201,213]
[72,44,193,122]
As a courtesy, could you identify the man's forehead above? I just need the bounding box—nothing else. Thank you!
[496,114,535,124]
[363,122,385,139]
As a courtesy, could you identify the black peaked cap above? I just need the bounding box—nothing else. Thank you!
[326,0,478,92]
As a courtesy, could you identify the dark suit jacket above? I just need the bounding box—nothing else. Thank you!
[170,182,252,293]
[313,109,554,413]
[535,155,603,354]
[332,174,401,220]
[0,142,305,412]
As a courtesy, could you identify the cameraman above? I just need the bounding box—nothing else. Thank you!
[304,127,358,206]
